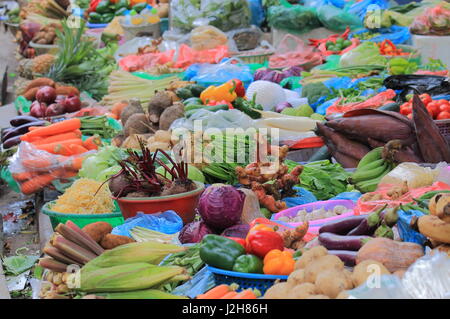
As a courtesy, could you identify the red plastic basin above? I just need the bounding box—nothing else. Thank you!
[114,182,205,224]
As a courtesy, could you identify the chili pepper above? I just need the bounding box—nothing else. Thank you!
[226,237,247,250]
[263,249,295,276]
[200,82,238,104]
[232,254,264,274]
[246,230,284,259]
[199,234,245,270]
[228,79,245,97]
[88,0,102,13]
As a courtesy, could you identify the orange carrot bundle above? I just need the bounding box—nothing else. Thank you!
[196,284,239,299]
[83,136,102,151]
[12,171,37,182]
[35,139,83,155]
[32,130,82,145]
[21,118,81,141]
[68,144,89,155]
[20,174,55,195]
[21,158,57,169]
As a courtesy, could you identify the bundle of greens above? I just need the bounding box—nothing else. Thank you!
[286,159,351,200]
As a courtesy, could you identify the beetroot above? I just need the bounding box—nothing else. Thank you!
[36,86,56,104]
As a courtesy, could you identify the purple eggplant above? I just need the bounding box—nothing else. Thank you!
[347,216,377,236]
[2,121,46,142]
[328,250,357,267]
[318,232,371,251]
[10,115,40,127]
[319,215,366,235]
[1,127,13,139]
[3,135,22,149]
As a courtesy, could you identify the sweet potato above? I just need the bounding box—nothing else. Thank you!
[100,234,135,250]
[55,85,80,96]
[82,222,113,243]
[23,87,39,101]
[24,78,55,92]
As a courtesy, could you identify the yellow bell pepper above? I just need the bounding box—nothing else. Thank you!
[263,249,295,276]
[200,82,237,104]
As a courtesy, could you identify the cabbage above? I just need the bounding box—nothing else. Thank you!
[339,42,387,68]
[178,220,215,244]
[78,146,126,181]
[198,184,245,230]
[221,223,250,239]
[155,164,205,183]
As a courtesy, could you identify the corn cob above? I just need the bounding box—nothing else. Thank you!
[79,263,185,293]
[95,289,188,299]
[83,242,185,269]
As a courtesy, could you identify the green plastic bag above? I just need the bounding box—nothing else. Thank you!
[317,5,363,32]
[267,5,321,34]
[0,167,20,193]
[315,55,341,70]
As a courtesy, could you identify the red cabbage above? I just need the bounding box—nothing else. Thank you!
[221,223,250,239]
[178,220,215,244]
[198,185,245,230]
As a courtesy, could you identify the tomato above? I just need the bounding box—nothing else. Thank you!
[407,113,413,119]
[419,93,432,105]
[400,104,412,116]
[438,99,449,105]
[427,103,440,118]
[439,103,450,113]
[437,111,450,120]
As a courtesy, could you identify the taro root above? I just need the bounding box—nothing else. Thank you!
[147,91,173,124]
[121,99,144,126]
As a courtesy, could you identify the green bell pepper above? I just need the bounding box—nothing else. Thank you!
[89,12,102,23]
[232,254,263,274]
[101,13,115,23]
[200,234,245,271]
[115,0,129,10]
[96,1,111,14]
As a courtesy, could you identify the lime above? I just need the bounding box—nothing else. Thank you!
[343,40,352,47]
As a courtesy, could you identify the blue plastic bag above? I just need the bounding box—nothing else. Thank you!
[329,191,362,202]
[346,0,389,19]
[190,59,254,88]
[247,0,265,26]
[397,209,427,245]
[171,267,215,298]
[112,211,183,237]
[350,26,410,45]
[284,187,318,208]
[315,97,338,115]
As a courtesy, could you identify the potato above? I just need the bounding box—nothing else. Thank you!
[82,222,113,243]
[289,283,317,299]
[154,130,172,144]
[294,246,328,270]
[352,259,390,288]
[336,291,350,299]
[315,270,352,299]
[304,255,344,283]
[306,294,330,299]
[263,282,290,299]
[287,269,305,287]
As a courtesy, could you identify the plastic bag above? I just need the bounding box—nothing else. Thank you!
[397,209,428,245]
[190,58,253,87]
[347,252,450,299]
[283,187,318,208]
[174,44,230,69]
[171,267,216,298]
[114,37,155,62]
[350,26,411,45]
[267,5,321,34]
[340,42,387,67]
[112,211,184,237]
[346,0,389,20]
[8,142,94,195]
[410,4,450,36]
[190,25,228,51]
[329,191,362,202]
[170,0,251,32]
[317,5,363,32]
[227,26,263,52]
[380,162,450,189]
[269,34,323,69]
[247,0,265,26]
[238,188,265,224]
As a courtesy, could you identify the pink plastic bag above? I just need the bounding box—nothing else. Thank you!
[174,45,230,69]
[118,51,175,72]
[269,34,323,70]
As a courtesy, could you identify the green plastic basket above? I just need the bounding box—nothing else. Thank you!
[42,201,124,230]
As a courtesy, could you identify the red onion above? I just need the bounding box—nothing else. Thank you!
[36,86,56,104]
[30,101,47,118]
[62,95,82,113]
[275,102,293,113]
[45,103,66,117]
[55,95,66,103]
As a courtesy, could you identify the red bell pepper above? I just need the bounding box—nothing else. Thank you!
[226,237,247,250]
[207,99,233,109]
[228,79,245,97]
[246,230,284,258]
[88,0,101,13]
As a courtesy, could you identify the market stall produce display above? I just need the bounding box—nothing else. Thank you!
[0,0,449,302]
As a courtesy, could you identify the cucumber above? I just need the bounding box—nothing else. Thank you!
[185,104,206,112]
[379,102,400,112]
[308,145,331,162]
[183,97,203,106]
[186,84,206,97]
[176,88,194,100]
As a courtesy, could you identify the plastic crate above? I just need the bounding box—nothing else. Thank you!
[436,119,450,145]
[42,201,124,230]
[207,266,287,294]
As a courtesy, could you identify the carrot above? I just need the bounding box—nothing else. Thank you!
[231,289,258,299]
[50,168,78,179]
[32,131,83,146]
[20,174,55,195]
[35,139,83,156]
[12,171,37,182]
[21,158,56,169]
[68,144,89,155]
[196,285,231,299]
[220,291,238,299]
[83,136,102,151]
[111,101,129,119]
[21,118,81,141]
